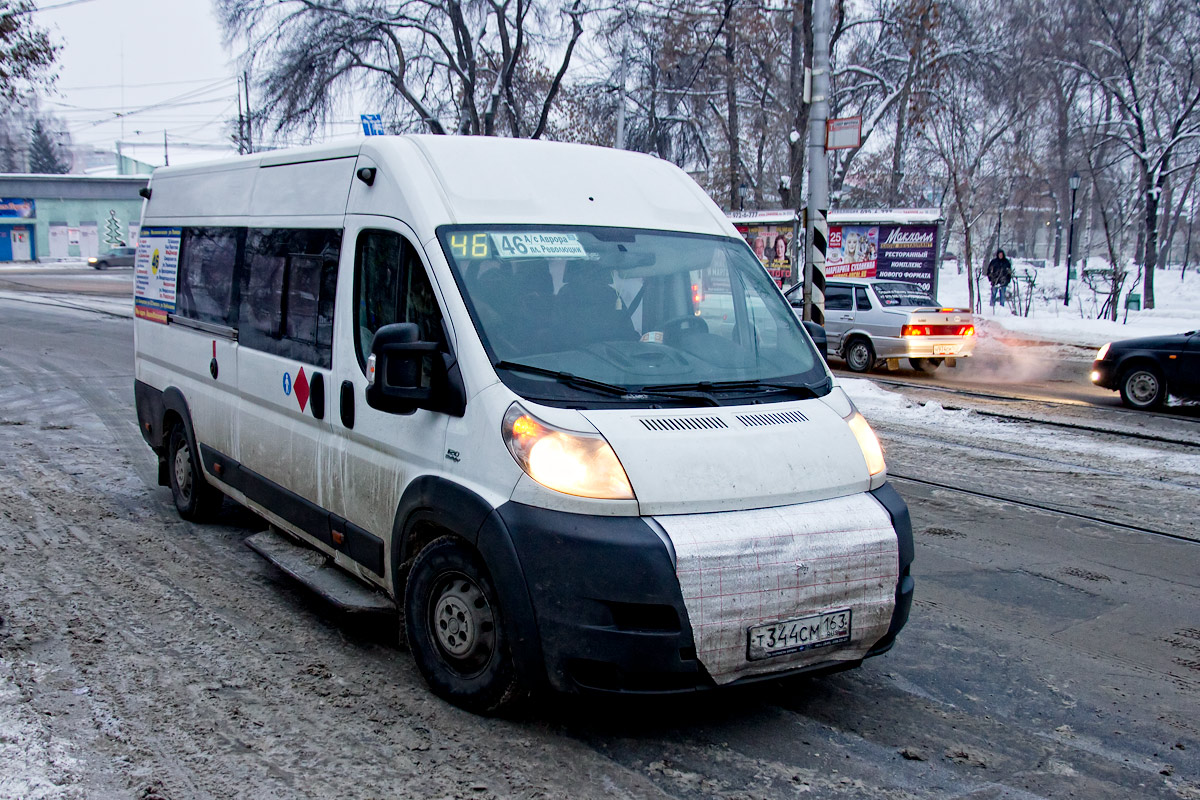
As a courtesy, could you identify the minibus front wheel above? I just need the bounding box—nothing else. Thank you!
[405,536,524,714]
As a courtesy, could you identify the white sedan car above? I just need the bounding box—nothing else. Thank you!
[787,278,976,373]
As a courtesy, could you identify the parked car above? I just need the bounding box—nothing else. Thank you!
[786,278,975,373]
[89,245,137,269]
[1090,330,1200,409]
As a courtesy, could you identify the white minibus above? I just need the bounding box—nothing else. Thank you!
[133,136,913,713]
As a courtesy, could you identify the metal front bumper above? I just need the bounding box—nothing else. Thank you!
[495,484,914,694]
[1091,360,1117,390]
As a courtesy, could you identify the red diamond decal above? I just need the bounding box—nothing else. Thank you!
[294,367,310,413]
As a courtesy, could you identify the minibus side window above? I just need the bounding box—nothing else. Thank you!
[354,230,444,371]
[177,227,241,326]
[238,228,341,368]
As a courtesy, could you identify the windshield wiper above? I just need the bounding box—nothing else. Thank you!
[642,379,823,399]
[495,360,628,395]
[494,360,720,406]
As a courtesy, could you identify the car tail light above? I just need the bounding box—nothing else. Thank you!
[902,324,974,336]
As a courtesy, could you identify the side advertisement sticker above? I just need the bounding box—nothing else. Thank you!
[134,227,181,323]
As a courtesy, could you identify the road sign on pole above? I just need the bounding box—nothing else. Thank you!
[826,116,862,150]
[360,114,386,136]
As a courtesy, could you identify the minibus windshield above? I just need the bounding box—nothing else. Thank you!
[439,226,829,406]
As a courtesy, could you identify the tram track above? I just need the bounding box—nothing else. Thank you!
[858,372,1200,426]
[890,472,1199,545]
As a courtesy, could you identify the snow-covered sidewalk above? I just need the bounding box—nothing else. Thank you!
[939,259,1198,349]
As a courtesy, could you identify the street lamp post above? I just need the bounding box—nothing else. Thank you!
[1064,172,1081,306]
[738,182,748,211]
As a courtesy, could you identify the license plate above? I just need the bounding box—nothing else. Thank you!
[747,609,851,660]
[933,344,959,355]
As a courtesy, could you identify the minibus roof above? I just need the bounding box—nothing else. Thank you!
[144,137,736,240]
[390,136,733,236]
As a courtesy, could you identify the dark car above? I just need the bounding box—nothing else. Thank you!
[88,245,137,269]
[1090,330,1200,409]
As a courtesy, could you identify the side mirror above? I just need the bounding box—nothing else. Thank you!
[802,320,828,362]
[365,322,444,414]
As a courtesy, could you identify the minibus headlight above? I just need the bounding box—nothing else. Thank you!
[1096,342,1110,361]
[846,412,886,477]
[502,404,634,500]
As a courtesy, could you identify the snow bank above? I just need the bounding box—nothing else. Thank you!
[840,378,1200,475]
[937,260,1198,348]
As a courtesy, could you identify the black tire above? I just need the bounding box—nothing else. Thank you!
[167,424,223,521]
[908,357,943,373]
[1118,364,1166,410]
[92,261,107,270]
[843,337,876,373]
[405,536,523,714]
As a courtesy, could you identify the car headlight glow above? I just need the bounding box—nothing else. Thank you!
[502,403,634,500]
[846,412,886,477]
[1096,342,1111,361]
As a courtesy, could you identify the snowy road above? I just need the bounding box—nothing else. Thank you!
[1,300,1198,799]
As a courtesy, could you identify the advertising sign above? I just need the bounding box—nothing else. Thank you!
[732,220,795,287]
[134,227,181,323]
[827,223,939,294]
[0,198,34,218]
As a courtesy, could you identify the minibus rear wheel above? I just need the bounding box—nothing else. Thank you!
[167,425,223,522]
[405,536,523,714]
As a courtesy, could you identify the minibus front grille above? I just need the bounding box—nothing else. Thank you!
[638,416,728,432]
[735,410,809,427]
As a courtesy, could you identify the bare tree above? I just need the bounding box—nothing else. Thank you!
[916,3,1030,313]
[0,0,58,101]
[1063,0,1200,309]
[216,0,587,139]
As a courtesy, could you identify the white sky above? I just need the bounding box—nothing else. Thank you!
[33,0,238,166]
[31,0,369,167]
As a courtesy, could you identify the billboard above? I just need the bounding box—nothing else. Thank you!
[732,220,795,287]
[827,223,939,294]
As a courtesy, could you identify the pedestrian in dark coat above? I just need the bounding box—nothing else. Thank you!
[986,249,1013,311]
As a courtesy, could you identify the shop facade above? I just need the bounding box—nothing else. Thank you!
[0,174,148,262]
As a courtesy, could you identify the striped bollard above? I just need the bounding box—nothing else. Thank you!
[807,208,828,326]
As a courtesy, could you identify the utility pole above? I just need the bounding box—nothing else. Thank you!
[236,76,246,155]
[614,34,627,150]
[1064,172,1080,306]
[803,0,830,325]
[163,130,169,167]
[115,141,123,176]
[243,70,253,154]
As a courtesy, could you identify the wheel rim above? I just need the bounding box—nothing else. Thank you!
[429,571,495,675]
[173,442,193,499]
[1126,370,1159,405]
[847,342,870,370]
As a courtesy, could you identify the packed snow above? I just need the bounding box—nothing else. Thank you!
[939,258,1198,348]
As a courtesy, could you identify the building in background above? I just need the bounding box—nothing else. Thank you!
[0,174,147,262]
